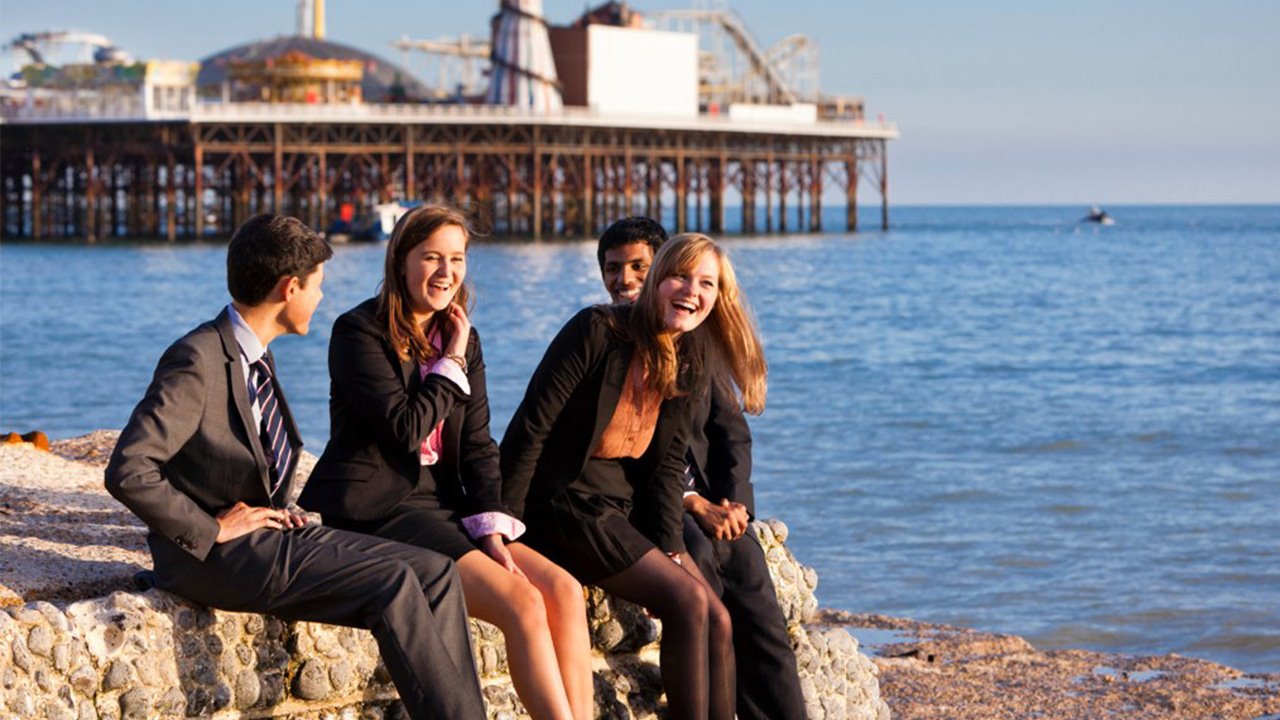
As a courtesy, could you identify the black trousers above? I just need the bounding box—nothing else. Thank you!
[683,514,807,720]
[156,524,486,720]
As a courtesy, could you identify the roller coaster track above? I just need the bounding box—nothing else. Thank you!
[650,8,798,104]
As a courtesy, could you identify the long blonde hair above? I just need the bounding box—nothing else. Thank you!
[626,233,768,414]
[377,205,475,363]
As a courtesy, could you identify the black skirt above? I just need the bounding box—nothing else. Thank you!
[523,457,656,583]
[325,485,480,561]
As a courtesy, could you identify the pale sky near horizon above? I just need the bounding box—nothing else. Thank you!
[3,1,1277,205]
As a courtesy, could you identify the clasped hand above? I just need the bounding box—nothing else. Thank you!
[687,495,750,540]
[215,502,308,543]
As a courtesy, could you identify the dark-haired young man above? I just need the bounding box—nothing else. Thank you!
[597,217,806,720]
[106,214,486,719]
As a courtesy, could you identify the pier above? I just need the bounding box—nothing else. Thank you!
[0,1,897,241]
[0,105,893,241]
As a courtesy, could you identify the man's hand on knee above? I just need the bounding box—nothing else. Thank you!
[215,502,305,543]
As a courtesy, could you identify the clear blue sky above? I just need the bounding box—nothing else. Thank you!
[3,1,1278,204]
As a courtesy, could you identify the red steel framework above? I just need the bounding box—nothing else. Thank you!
[0,120,889,241]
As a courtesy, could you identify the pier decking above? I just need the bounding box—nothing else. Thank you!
[0,104,896,240]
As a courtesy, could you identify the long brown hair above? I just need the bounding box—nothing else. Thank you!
[626,233,768,414]
[377,205,475,363]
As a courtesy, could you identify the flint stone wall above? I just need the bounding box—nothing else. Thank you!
[1,439,888,719]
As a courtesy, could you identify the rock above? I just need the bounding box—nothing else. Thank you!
[294,659,333,700]
[27,624,54,656]
[234,668,261,709]
[1,432,890,720]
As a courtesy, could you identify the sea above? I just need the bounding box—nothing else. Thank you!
[2,204,1278,674]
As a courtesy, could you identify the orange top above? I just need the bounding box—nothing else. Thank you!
[593,354,662,459]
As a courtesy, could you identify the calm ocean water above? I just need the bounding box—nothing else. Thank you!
[2,205,1278,673]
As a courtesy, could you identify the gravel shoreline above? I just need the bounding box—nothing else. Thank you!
[820,610,1278,719]
[3,433,1277,719]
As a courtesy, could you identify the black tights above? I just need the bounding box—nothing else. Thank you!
[598,549,735,720]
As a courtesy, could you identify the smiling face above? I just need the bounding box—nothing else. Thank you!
[657,249,720,335]
[601,242,655,304]
[403,223,467,322]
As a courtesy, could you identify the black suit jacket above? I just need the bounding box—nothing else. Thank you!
[687,367,755,517]
[300,298,504,522]
[500,305,692,554]
[105,308,305,606]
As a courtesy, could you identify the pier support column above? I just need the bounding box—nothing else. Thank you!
[676,152,687,234]
[880,139,889,231]
[532,127,543,240]
[504,154,516,234]
[623,154,634,216]
[32,150,42,239]
[194,145,204,238]
[166,151,177,242]
[583,154,593,237]
[709,156,724,234]
[810,156,822,233]
[85,144,98,243]
[846,159,858,233]
[764,156,774,234]
[693,161,703,232]
[778,161,788,234]
[273,123,284,213]
[405,130,416,200]
[318,150,328,230]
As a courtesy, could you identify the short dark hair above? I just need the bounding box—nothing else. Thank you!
[226,214,333,305]
[597,216,667,269]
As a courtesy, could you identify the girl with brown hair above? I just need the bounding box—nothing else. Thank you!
[300,205,593,720]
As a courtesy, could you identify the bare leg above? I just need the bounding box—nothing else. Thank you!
[596,549,735,720]
[507,543,594,720]
[456,549,575,720]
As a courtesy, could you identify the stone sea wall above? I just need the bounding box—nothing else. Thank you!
[0,438,889,719]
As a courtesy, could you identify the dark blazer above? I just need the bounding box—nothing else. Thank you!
[687,366,755,517]
[105,308,304,606]
[300,298,503,522]
[500,305,692,554]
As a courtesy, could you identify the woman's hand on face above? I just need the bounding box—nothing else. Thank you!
[479,533,527,579]
[444,303,471,359]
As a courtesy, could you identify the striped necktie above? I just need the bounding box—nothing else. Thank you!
[248,357,292,503]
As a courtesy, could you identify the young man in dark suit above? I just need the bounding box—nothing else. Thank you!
[105,214,486,719]
[597,217,807,720]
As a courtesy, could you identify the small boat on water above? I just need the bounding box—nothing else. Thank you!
[1082,206,1115,226]
[327,200,422,242]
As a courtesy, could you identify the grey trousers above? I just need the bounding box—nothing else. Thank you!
[158,524,486,720]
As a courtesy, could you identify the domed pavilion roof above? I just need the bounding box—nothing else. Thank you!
[198,35,433,102]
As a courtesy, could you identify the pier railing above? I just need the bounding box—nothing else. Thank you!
[0,99,897,137]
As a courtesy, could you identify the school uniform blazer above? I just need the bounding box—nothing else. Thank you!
[299,298,504,522]
[105,308,305,606]
[500,305,692,554]
[687,363,756,518]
